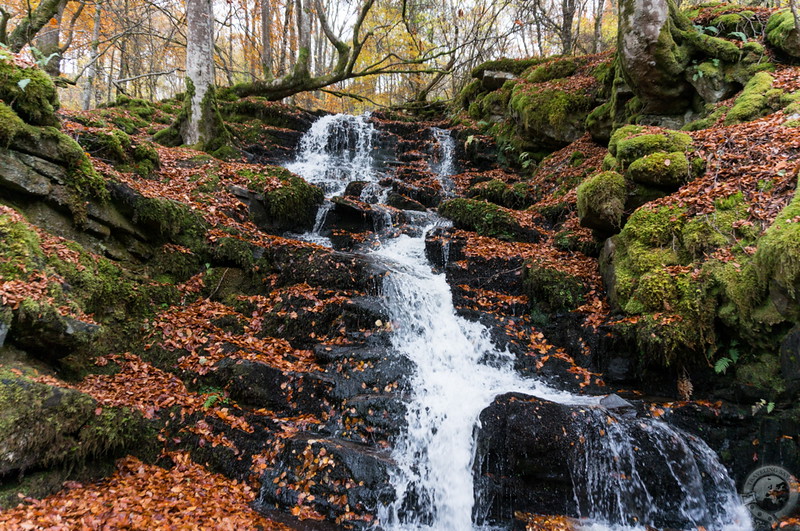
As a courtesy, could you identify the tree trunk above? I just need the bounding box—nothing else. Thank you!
[592,0,605,53]
[617,0,692,114]
[6,0,67,53]
[81,1,102,110]
[179,0,229,151]
[560,0,576,54]
[261,0,273,77]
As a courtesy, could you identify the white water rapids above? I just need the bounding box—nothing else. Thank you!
[284,114,753,531]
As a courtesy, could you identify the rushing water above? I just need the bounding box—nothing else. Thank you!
[286,115,753,531]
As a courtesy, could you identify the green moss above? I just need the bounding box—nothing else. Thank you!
[725,72,776,125]
[210,236,255,269]
[523,260,586,313]
[132,196,208,243]
[525,58,578,83]
[131,141,161,176]
[622,205,686,247]
[509,81,596,139]
[256,170,324,231]
[0,371,152,475]
[609,203,721,365]
[467,179,532,209]
[576,171,626,233]
[456,79,483,109]
[766,10,800,57]
[682,29,743,62]
[712,11,763,38]
[627,151,691,188]
[79,128,132,163]
[754,185,800,299]
[439,198,529,241]
[602,153,617,170]
[0,211,45,281]
[0,57,59,126]
[210,144,240,160]
[736,353,784,394]
[683,104,729,131]
[0,102,27,146]
[608,125,644,156]
[614,130,692,168]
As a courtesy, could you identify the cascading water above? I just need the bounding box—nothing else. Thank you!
[430,128,456,196]
[285,113,386,245]
[286,112,380,196]
[286,115,753,531]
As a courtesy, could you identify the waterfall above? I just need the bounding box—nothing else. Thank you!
[285,113,385,245]
[431,127,456,196]
[285,112,380,197]
[285,115,752,531]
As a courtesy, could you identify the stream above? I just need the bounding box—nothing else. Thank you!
[282,113,754,531]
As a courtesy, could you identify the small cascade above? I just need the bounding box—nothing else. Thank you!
[374,230,588,530]
[285,113,381,197]
[570,409,751,530]
[430,127,456,196]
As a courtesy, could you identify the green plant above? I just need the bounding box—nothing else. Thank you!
[714,340,740,374]
[752,398,775,415]
[199,387,229,409]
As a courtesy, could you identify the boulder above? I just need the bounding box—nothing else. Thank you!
[473,392,741,530]
[481,70,516,91]
[766,10,800,58]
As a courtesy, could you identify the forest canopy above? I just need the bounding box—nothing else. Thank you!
[0,0,620,112]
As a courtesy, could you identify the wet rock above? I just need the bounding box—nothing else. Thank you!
[256,434,395,524]
[474,393,742,530]
[10,303,100,361]
[386,192,426,212]
[203,358,292,411]
[344,180,369,197]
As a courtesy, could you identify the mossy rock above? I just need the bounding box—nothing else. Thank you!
[0,371,150,477]
[438,198,535,242]
[724,72,779,125]
[524,57,578,84]
[471,57,547,79]
[132,195,208,244]
[523,260,586,313]
[3,121,108,211]
[249,168,324,232]
[626,151,692,188]
[78,128,132,164]
[755,185,800,304]
[0,102,27,147]
[576,171,626,235]
[586,101,613,142]
[467,179,532,209]
[509,81,598,148]
[131,141,161,176]
[0,55,59,126]
[766,10,800,58]
[611,127,692,168]
[709,11,764,38]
